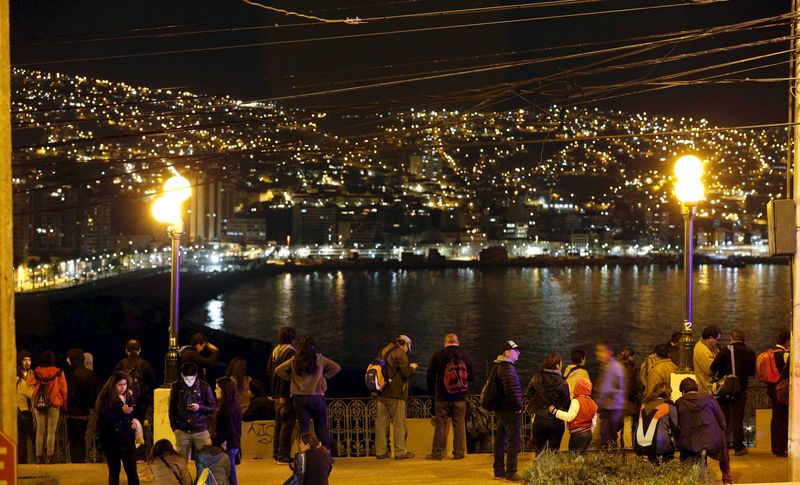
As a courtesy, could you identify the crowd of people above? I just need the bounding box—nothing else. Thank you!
[14,324,793,485]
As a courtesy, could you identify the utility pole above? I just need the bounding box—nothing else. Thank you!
[0,0,17,446]
[791,0,800,480]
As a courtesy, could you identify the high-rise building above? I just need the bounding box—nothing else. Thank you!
[409,155,443,180]
[292,204,337,245]
[188,173,237,243]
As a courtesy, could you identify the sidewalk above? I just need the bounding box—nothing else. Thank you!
[18,449,791,484]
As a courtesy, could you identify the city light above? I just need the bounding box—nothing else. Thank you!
[674,155,705,204]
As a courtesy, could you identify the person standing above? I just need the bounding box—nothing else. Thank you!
[693,325,722,392]
[180,332,219,383]
[16,351,35,464]
[113,339,157,457]
[275,336,341,451]
[617,348,640,448]
[213,377,243,485]
[641,344,678,401]
[766,329,790,457]
[526,354,570,454]
[676,378,733,485]
[168,362,217,477]
[562,349,591,398]
[492,340,524,482]
[225,357,252,413]
[27,350,67,464]
[710,328,756,456]
[594,342,626,449]
[95,371,140,485]
[267,326,297,464]
[373,335,418,460]
[66,348,99,463]
[550,378,597,452]
[425,333,475,460]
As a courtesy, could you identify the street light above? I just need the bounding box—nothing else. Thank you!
[152,173,192,385]
[674,155,705,373]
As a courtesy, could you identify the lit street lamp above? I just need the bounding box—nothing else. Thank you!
[152,173,192,385]
[674,155,705,373]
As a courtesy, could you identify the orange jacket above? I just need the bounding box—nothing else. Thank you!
[27,366,68,409]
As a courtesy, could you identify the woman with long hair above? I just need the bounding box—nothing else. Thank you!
[225,357,252,412]
[27,350,67,464]
[95,371,139,485]
[214,376,243,485]
[275,336,341,449]
[147,439,191,485]
[525,354,571,454]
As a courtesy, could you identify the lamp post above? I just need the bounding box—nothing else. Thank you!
[152,173,192,386]
[673,155,705,373]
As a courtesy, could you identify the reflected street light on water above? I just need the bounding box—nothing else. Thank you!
[674,154,704,373]
[152,172,192,385]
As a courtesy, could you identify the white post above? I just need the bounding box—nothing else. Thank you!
[791,0,800,478]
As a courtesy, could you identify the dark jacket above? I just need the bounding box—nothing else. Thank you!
[289,447,334,485]
[168,379,217,433]
[215,404,243,450]
[525,369,570,420]
[379,342,415,401]
[710,341,757,391]
[180,346,219,383]
[197,445,230,485]
[242,396,275,421]
[676,392,727,460]
[96,391,136,453]
[114,354,157,408]
[494,356,523,412]
[635,398,678,457]
[426,345,475,402]
[268,344,296,399]
[66,349,99,417]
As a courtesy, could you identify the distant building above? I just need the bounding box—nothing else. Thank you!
[292,204,337,244]
[80,201,113,255]
[223,217,267,244]
[189,173,237,243]
[409,155,443,180]
[480,246,508,262]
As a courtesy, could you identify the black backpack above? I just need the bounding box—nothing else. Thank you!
[33,370,62,412]
[479,364,500,411]
[125,361,145,399]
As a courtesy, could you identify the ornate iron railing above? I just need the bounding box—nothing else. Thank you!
[328,384,773,458]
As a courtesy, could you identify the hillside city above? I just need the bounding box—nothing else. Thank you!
[10,68,788,287]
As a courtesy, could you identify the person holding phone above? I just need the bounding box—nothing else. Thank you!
[95,371,139,485]
[168,363,217,479]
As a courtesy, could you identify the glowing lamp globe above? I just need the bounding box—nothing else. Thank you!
[673,155,704,204]
[152,196,183,227]
[163,175,192,203]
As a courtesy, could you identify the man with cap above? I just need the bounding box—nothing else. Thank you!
[426,333,475,460]
[375,335,418,460]
[492,340,524,482]
[168,362,217,477]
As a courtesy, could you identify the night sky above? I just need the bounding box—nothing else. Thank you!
[9,0,794,125]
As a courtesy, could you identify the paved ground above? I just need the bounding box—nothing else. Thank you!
[18,449,792,484]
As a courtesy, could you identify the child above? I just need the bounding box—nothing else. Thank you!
[196,435,231,485]
[549,377,597,452]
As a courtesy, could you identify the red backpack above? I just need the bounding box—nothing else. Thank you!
[756,348,782,384]
[443,354,469,394]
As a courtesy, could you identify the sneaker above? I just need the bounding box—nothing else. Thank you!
[394,452,415,460]
[276,456,292,464]
[452,454,465,460]
[505,472,524,482]
[493,474,505,480]
[734,448,748,456]
[376,451,392,460]
[425,454,442,460]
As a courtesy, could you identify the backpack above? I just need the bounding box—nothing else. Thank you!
[126,361,145,399]
[479,364,500,411]
[756,348,782,384]
[365,344,398,393]
[634,402,672,457]
[443,354,469,394]
[33,369,62,412]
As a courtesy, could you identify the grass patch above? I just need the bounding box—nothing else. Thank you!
[524,451,719,485]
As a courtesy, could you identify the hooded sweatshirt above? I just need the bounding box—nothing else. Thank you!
[27,365,67,410]
[16,351,34,413]
[676,391,727,459]
[525,369,570,420]
[66,348,99,417]
[554,378,598,433]
[197,445,231,485]
[636,397,678,457]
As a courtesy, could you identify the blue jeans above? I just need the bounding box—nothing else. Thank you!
[293,395,330,449]
[227,447,239,485]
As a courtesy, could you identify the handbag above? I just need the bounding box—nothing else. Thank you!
[710,345,742,400]
[776,378,790,405]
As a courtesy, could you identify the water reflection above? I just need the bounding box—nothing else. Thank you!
[205,298,224,330]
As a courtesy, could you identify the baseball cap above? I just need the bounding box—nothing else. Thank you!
[502,340,522,351]
[398,335,412,351]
